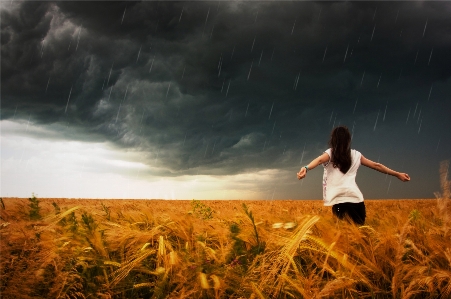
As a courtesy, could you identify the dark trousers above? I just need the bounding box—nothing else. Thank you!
[332,202,366,225]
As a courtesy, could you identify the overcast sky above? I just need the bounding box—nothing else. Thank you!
[1,1,450,200]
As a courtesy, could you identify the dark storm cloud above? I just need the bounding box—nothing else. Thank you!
[1,1,450,198]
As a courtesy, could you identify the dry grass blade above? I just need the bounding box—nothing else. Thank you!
[317,277,356,297]
[109,248,156,288]
[257,215,320,296]
[199,272,209,289]
[39,206,81,231]
[280,274,312,299]
[251,282,268,299]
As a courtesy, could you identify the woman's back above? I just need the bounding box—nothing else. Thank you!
[322,148,364,206]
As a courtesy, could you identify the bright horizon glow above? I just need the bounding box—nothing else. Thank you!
[1,120,298,200]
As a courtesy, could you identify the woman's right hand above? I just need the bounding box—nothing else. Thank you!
[396,172,410,182]
[297,167,307,180]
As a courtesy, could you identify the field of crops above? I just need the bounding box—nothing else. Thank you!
[0,165,449,298]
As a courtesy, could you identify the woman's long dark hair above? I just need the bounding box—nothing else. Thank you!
[328,126,352,174]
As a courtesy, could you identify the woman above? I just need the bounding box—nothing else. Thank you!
[297,126,410,225]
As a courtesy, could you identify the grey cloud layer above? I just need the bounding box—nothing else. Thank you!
[1,1,450,197]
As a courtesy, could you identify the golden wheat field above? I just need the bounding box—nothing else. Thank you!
[0,164,450,299]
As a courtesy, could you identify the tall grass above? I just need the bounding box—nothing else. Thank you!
[0,162,449,298]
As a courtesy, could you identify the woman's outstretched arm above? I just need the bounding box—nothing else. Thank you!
[361,155,410,182]
[297,152,330,180]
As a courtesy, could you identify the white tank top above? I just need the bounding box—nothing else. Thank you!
[322,148,364,206]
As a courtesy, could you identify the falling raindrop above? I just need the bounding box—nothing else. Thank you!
[166,82,171,98]
[383,101,387,121]
[218,56,222,77]
[422,18,428,37]
[258,50,263,66]
[360,70,365,86]
[106,62,114,87]
[115,104,121,123]
[271,121,276,135]
[417,109,422,123]
[351,121,356,140]
[263,139,267,151]
[406,108,411,124]
[268,102,274,119]
[179,6,184,22]
[322,46,328,63]
[247,60,254,80]
[121,7,127,24]
[427,84,433,101]
[387,177,392,194]
[40,41,45,58]
[123,85,129,103]
[435,139,440,152]
[418,118,422,133]
[300,143,306,165]
[370,25,376,42]
[22,113,31,132]
[13,105,18,119]
[373,109,380,131]
[353,98,358,114]
[245,101,249,117]
[414,50,419,64]
[218,54,222,69]
[139,110,145,124]
[203,7,210,36]
[65,85,73,114]
[428,48,433,65]
[212,141,216,155]
[182,66,186,79]
[332,115,336,129]
[254,10,259,23]
[282,145,286,155]
[373,7,377,21]
[204,143,209,158]
[343,44,349,63]
[136,45,142,63]
[107,86,113,101]
[149,56,155,73]
[318,8,322,22]
[230,45,236,61]
[220,78,225,93]
[154,149,159,163]
[45,77,50,93]
[225,79,231,97]
[398,68,403,81]
[210,25,215,39]
[377,74,382,88]
[183,133,187,146]
[413,101,418,117]
[395,9,399,23]
[329,110,334,123]
[101,77,107,90]
[75,25,82,51]
[293,72,300,90]
[291,19,296,35]
[251,36,256,52]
